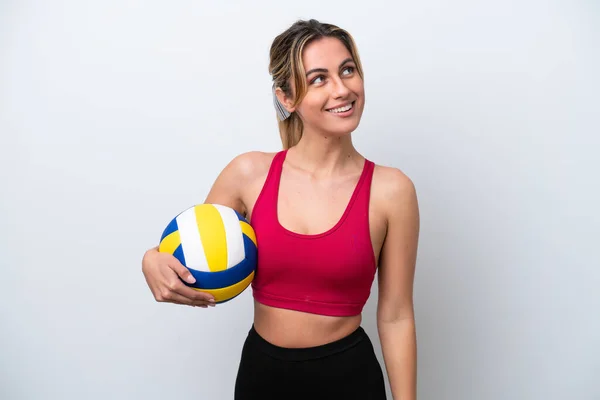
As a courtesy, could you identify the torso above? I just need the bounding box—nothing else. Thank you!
[239,151,389,348]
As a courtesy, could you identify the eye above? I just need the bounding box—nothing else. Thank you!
[342,66,355,76]
[311,75,326,85]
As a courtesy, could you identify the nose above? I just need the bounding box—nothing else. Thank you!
[331,76,350,99]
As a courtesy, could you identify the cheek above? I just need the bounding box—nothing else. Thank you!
[298,93,329,115]
[352,84,366,110]
[350,80,365,97]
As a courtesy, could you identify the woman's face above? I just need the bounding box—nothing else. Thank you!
[286,37,365,138]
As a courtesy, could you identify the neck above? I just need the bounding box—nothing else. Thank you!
[287,129,362,177]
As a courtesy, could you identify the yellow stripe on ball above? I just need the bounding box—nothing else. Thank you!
[240,221,257,246]
[195,204,227,272]
[193,271,255,303]
[159,230,181,254]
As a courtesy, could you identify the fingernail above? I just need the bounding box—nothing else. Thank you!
[186,275,196,284]
[208,298,215,303]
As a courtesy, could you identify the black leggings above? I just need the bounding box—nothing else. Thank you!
[234,324,387,399]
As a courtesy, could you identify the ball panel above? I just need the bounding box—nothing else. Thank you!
[242,233,258,266]
[160,218,180,242]
[213,292,243,304]
[240,221,257,247]
[186,241,256,290]
[176,207,209,272]
[193,270,255,303]
[172,243,186,267]
[233,209,246,222]
[159,230,181,254]
[195,204,228,272]
[212,204,245,269]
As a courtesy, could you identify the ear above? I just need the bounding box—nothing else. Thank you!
[274,87,296,113]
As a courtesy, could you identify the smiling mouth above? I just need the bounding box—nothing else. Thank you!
[326,101,355,113]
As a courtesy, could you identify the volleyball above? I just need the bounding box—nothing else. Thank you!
[158,203,257,304]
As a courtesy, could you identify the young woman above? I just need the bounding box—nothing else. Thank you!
[142,19,420,400]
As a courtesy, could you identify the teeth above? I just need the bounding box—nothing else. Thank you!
[328,103,353,113]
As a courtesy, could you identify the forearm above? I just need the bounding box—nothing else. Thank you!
[378,318,417,400]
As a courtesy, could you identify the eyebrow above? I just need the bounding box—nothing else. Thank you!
[305,58,354,77]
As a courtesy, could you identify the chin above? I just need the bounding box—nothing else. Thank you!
[324,120,361,138]
[327,114,362,135]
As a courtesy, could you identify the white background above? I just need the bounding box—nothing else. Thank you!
[1,0,599,399]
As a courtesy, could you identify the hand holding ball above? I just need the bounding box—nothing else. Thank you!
[158,204,257,304]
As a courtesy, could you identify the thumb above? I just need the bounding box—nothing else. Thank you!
[167,258,196,284]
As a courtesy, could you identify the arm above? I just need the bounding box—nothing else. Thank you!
[141,151,263,306]
[376,170,420,400]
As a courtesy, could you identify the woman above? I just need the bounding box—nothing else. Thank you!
[142,19,419,400]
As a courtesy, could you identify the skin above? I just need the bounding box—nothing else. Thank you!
[141,36,419,399]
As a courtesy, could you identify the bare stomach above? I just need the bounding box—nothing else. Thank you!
[252,300,362,348]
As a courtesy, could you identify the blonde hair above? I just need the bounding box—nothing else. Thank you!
[268,19,364,149]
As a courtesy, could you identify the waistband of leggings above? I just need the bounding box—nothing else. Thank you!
[246,324,368,361]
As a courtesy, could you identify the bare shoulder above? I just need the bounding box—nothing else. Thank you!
[227,150,277,181]
[371,163,420,256]
[372,164,417,205]
[370,163,419,231]
[205,150,278,216]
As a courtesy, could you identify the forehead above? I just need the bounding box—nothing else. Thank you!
[302,37,352,68]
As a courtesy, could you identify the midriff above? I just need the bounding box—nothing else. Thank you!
[253,300,362,348]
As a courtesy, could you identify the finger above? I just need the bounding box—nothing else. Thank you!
[159,260,216,303]
[166,257,197,285]
[158,289,215,307]
[163,272,215,303]
[171,281,216,303]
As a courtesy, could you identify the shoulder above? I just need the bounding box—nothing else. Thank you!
[223,150,278,182]
[372,164,417,204]
[204,150,280,214]
[371,163,419,224]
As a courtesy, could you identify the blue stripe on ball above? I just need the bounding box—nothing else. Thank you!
[160,218,179,242]
[234,209,246,222]
[186,234,257,289]
[242,232,258,265]
[173,244,187,267]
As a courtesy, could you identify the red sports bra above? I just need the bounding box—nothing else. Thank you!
[250,149,377,317]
